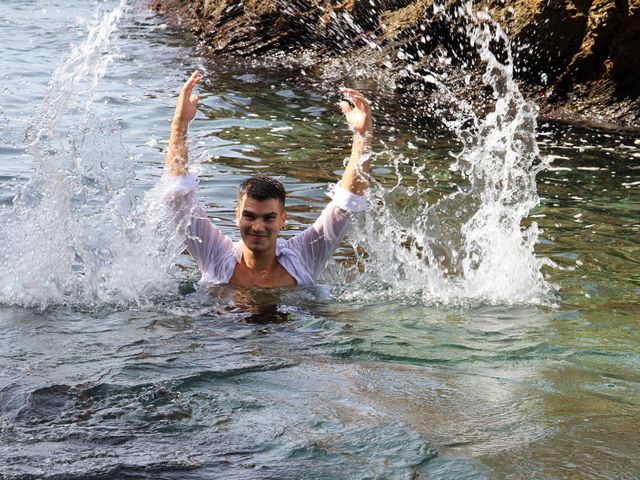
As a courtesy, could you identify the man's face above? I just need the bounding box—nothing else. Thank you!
[236,195,286,254]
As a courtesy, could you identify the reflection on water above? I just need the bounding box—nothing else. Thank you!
[0,0,638,479]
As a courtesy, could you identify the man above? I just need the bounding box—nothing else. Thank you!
[164,71,372,288]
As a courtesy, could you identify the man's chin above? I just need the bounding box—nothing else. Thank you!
[245,237,271,252]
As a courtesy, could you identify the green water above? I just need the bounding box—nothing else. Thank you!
[0,1,638,478]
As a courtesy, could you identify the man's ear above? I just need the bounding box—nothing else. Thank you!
[235,195,244,227]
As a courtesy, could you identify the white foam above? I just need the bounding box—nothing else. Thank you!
[0,1,182,309]
[343,2,553,305]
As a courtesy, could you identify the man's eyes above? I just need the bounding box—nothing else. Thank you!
[242,214,276,221]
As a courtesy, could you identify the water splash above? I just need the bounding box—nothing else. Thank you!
[0,1,182,309]
[343,2,555,305]
[0,0,554,309]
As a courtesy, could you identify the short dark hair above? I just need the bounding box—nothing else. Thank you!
[238,175,286,206]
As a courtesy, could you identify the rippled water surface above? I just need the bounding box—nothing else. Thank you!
[1,1,639,479]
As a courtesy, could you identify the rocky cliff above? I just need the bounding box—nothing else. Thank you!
[149,0,640,130]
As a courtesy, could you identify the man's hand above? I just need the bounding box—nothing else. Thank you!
[339,87,372,136]
[338,88,373,196]
[165,71,202,177]
[172,70,202,129]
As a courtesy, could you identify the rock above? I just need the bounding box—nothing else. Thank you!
[149,0,639,129]
[505,0,640,128]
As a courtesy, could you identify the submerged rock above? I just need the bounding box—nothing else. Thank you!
[149,0,639,130]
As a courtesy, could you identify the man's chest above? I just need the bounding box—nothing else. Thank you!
[230,261,297,288]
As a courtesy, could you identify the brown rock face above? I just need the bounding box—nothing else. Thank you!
[506,0,640,125]
[149,0,640,128]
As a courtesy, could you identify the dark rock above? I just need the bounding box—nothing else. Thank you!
[148,0,640,129]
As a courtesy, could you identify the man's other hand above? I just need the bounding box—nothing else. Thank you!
[339,87,372,136]
[173,71,202,128]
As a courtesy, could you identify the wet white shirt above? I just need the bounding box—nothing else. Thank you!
[165,175,367,285]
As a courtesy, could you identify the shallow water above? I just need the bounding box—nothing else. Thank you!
[1,1,639,479]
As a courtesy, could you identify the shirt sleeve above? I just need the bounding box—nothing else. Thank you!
[284,183,366,281]
[162,175,236,281]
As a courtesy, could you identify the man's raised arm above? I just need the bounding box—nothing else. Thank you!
[339,87,373,196]
[165,71,202,177]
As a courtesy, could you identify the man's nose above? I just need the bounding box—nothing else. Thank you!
[251,218,266,232]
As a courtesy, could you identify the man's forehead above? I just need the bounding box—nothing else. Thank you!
[238,196,285,213]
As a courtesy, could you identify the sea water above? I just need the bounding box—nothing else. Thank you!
[0,1,638,478]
